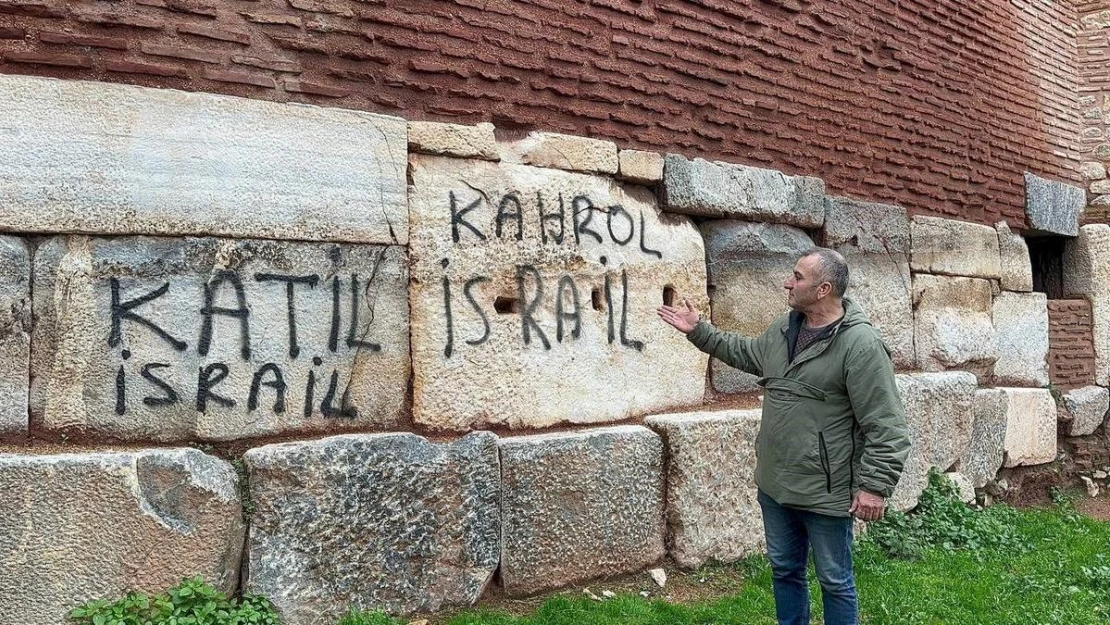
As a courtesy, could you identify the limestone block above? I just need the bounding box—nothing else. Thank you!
[408,155,707,430]
[505,132,618,174]
[644,409,763,569]
[913,274,996,379]
[618,149,665,184]
[991,292,1049,387]
[890,372,977,510]
[244,433,500,622]
[1063,385,1110,437]
[957,389,1008,489]
[499,426,665,596]
[0,237,30,436]
[824,197,914,367]
[910,216,1001,279]
[0,74,406,244]
[1025,173,1085,237]
[661,154,825,227]
[1001,388,1057,467]
[1082,162,1107,180]
[408,121,499,161]
[995,221,1033,292]
[1064,225,1110,385]
[0,448,243,625]
[31,236,409,441]
[702,221,812,393]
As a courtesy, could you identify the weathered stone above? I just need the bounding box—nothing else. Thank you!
[910,216,1001,279]
[505,131,618,174]
[944,472,976,503]
[1001,388,1057,467]
[701,221,812,393]
[644,409,763,569]
[244,432,500,622]
[0,237,30,436]
[991,292,1049,387]
[891,372,977,510]
[408,156,707,430]
[499,426,665,596]
[407,121,499,161]
[618,149,664,184]
[957,389,1008,489]
[824,197,914,367]
[913,274,996,379]
[661,154,825,227]
[1091,179,1110,195]
[1063,225,1110,385]
[1082,162,1107,180]
[31,236,410,441]
[1024,173,1086,237]
[1063,385,1109,437]
[995,221,1033,292]
[0,448,243,625]
[0,73,406,244]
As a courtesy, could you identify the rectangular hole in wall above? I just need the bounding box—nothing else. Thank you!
[1027,236,1065,299]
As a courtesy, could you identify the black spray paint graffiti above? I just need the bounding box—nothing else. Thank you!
[109,262,385,418]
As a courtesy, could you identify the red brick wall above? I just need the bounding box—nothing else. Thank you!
[0,0,1081,226]
[1048,299,1097,391]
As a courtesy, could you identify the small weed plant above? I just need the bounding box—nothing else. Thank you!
[863,469,1030,559]
[69,576,280,625]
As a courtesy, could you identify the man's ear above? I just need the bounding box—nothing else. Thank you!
[817,282,832,298]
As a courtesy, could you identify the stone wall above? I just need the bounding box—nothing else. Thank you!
[0,0,1083,227]
[0,74,1106,624]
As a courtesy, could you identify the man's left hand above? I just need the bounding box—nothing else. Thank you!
[849,490,885,522]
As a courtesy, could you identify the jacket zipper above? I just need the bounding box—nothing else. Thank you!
[818,431,832,494]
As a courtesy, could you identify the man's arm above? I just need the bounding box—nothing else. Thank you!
[845,335,911,520]
[657,300,764,376]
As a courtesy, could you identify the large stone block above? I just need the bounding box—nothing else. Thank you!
[1001,388,1057,467]
[891,372,977,510]
[956,389,1008,488]
[0,237,30,436]
[995,221,1033,292]
[701,221,812,393]
[644,410,763,569]
[499,426,665,596]
[0,74,406,244]
[506,132,618,174]
[1064,225,1110,385]
[991,292,1049,386]
[31,236,409,441]
[910,216,1001,279]
[661,155,825,227]
[1062,385,1109,437]
[408,155,707,430]
[0,448,243,625]
[407,121,499,161]
[244,433,500,623]
[913,274,997,379]
[824,197,914,367]
[618,149,665,185]
[1025,173,1085,237]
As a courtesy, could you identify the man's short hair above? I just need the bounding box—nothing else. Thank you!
[803,247,849,298]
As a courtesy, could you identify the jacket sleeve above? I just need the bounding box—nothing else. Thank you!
[845,334,910,499]
[684,318,764,377]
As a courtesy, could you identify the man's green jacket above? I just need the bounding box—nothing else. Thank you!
[686,297,910,517]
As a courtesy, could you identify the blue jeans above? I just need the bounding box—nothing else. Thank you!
[757,490,858,625]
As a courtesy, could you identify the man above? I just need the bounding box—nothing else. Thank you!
[657,247,910,625]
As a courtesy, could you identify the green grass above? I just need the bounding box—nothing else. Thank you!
[341,485,1110,625]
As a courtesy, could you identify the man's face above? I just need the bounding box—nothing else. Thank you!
[784,255,827,311]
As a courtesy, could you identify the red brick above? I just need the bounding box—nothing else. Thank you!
[269,34,330,54]
[0,0,63,18]
[239,11,302,26]
[202,67,277,88]
[39,31,129,50]
[72,8,164,29]
[176,24,252,45]
[105,59,188,78]
[141,42,222,64]
[4,50,92,68]
[0,26,25,39]
[288,0,354,16]
[283,79,350,97]
[232,55,300,72]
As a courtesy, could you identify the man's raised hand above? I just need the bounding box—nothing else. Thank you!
[657,299,701,334]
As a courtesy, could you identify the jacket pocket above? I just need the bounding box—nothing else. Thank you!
[818,432,832,494]
[758,377,829,401]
